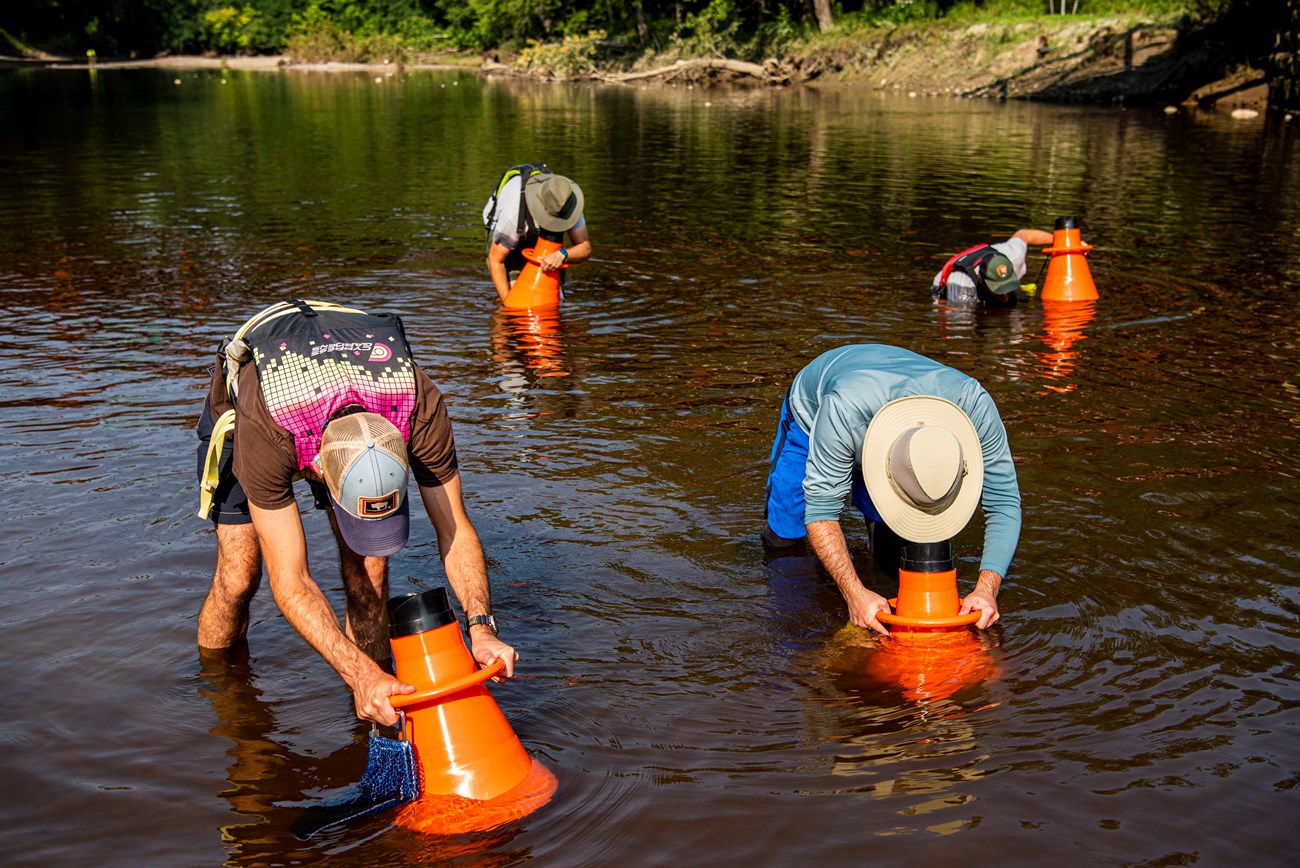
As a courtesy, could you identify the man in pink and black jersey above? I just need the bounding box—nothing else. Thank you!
[195,300,516,726]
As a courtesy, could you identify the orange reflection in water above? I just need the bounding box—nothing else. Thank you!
[1036,299,1097,394]
[491,305,569,383]
[864,629,1001,703]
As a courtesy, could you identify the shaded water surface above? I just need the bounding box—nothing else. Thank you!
[1,68,1298,866]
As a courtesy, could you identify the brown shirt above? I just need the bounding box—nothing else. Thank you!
[210,357,459,510]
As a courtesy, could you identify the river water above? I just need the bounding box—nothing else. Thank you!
[1,66,1298,866]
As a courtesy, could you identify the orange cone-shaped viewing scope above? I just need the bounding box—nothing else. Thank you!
[504,237,566,310]
[876,541,980,631]
[386,589,535,801]
[1041,216,1098,302]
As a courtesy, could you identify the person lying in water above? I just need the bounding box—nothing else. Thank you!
[931,228,1054,306]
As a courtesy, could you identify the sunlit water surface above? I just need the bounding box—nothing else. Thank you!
[1,68,1298,866]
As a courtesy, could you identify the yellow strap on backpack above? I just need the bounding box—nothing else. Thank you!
[197,408,237,520]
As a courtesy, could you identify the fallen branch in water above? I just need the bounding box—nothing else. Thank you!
[485,56,792,86]
[598,57,792,85]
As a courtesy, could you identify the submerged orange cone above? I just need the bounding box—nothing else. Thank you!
[1040,216,1098,302]
[504,237,566,310]
[386,589,556,834]
[866,629,995,703]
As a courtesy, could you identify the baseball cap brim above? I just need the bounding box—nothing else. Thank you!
[331,491,410,557]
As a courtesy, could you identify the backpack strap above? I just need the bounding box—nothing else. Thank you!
[197,408,237,520]
[514,163,550,237]
[937,244,998,291]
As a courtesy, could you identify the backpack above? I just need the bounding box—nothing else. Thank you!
[936,244,1001,294]
[197,298,374,519]
[482,162,551,244]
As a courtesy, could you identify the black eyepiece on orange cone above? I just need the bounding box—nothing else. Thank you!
[387,588,456,638]
[899,540,954,573]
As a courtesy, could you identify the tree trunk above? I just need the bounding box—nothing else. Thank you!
[636,1,649,44]
[536,1,553,35]
[813,0,833,33]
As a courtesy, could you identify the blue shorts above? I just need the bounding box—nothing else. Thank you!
[197,396,327,526]
[764,396,882,540]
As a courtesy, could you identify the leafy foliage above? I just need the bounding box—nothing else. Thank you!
[205,6,261,53]
[515,28,605,76]
[0,1,1248,60]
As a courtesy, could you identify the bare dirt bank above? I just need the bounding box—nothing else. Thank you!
[783,16,1277,112]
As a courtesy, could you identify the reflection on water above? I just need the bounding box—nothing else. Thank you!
[490,306,571,404]
[1036,299,1097,393]
[198,648,334,862]
[2,67,1299,866]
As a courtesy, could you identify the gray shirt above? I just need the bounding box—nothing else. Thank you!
[788,344,1022,577]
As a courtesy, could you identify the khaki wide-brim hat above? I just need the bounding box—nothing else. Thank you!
[524,174,584,232]
[862,396,984,543]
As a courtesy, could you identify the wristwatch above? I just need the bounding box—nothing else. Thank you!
[466,614,498,635]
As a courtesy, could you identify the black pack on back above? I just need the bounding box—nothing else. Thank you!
[483,162,551,242]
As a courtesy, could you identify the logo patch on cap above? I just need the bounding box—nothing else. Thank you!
[993,263,1009,278]
[358,490,401,518]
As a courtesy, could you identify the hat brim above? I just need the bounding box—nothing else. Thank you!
[524,177,585,233]
[331,491,410,557]
[862,396,984,543]
[983,274,1021,296]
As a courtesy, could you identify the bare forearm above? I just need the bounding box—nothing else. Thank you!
[806,520,859,598]
[270,569,374,687]
[251,503,376,689]
[487,257,511,301]
[1013,228,1053,246]
[441,522,492,617]
[807,519,891,633]
[562,239,591,265]
[419,477,492,617]
[974,569,1002,600]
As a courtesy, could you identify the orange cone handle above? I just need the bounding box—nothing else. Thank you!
[504,237,566,310]
[1041,216,1098,302]
[386,590,534,803]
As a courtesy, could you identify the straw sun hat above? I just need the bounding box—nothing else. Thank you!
[861,396,984,543]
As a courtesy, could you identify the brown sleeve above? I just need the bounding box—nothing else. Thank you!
[408,365,459,487]
[231,364,299,510]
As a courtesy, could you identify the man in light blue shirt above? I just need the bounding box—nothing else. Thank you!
[763,344,1021,634]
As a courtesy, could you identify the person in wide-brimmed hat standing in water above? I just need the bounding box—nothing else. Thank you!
[762,344,1022,634]
[483,164,591,303]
